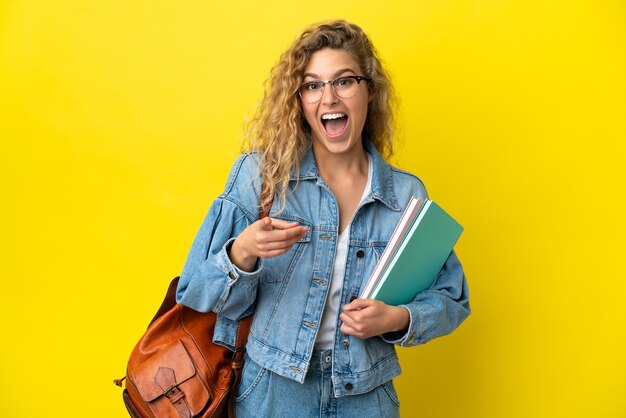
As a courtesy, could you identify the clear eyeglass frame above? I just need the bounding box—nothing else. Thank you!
[298,75,371,103]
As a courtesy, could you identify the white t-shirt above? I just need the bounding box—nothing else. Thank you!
[314,154,373,349]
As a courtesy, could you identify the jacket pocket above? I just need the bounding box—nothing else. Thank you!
[356,243,388,291]
[260,214,312,284]
[380,380,401,408]
[371,242,388,262]
[235,355,267,402]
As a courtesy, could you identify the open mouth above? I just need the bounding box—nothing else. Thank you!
[321,112,348,137]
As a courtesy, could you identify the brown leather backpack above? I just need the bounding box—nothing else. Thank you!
[115,276,252,418]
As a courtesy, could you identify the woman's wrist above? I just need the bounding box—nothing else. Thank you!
[228,238,258,272]
[389,305,410,333]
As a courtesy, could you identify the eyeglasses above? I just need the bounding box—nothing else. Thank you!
[298,75,371,104]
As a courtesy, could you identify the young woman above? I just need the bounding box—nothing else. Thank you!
[176,20,470,417]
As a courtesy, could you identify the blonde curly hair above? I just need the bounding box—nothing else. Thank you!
[243,20,397,213]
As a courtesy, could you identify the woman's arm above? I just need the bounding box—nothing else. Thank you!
[340,250,470,345]
[177,152,308,322]
[175,197,261,320]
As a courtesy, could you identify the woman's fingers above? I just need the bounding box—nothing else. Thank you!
[228,217,307,271]
[340,300,385,338]
[265,217,301,230]
[339,313,364,337]
[228,216,309,272]
[339,300,410,339]
[257,228,306,256]
[262,226,307,245]
[257,218,306,243]
[259,247,294,258]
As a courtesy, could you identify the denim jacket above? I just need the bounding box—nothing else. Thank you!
[176,141,470,397]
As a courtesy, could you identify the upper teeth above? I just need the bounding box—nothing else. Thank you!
[322,113,346,120]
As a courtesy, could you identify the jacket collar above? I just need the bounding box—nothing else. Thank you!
[291,140,401,211]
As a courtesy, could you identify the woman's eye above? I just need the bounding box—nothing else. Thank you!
[336,78,353,87]
[304,83,320,91]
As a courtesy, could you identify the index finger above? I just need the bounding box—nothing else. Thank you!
[344,298,375,311]
[267,217,304,230]
[265,225,307,243]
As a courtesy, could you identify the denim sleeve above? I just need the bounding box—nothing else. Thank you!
[175,196,263,321]
[381,250,470,346]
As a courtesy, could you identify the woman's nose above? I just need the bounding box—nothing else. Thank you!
[321,83,339,105]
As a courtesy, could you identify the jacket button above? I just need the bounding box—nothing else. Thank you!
[349,296,357,303]
[342,339,349,347]
[345,383,353,391]
[356,250,365,258]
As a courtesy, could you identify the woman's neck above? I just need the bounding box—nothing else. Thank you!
[313,142,369,183]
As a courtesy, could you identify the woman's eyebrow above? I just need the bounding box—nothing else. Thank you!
[302,68,357,80]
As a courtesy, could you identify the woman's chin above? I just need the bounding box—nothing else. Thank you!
[313,129,362,156]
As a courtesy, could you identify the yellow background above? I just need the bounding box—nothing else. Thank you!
[1,0,624,417]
